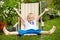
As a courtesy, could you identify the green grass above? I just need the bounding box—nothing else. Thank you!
[0,17,60,40]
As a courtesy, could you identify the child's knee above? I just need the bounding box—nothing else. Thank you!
[48,31,53,34]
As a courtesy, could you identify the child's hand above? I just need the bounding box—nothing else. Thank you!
[44,8,49,12]
[14,8,17,11]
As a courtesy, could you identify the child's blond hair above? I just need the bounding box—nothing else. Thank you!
[27,13,34,18]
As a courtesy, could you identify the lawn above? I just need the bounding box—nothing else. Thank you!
[0,17,60,40]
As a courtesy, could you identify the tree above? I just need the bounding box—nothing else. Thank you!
[53,0,60,10]
[0,0,18,27]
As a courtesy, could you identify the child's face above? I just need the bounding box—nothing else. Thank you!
[27,15,34,22]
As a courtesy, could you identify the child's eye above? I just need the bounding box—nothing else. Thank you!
[28,18,30,19]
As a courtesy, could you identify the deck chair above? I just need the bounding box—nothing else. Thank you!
[15,2,44,40]
[16,3,44,36]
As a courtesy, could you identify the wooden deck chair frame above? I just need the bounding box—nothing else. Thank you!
[15,2,45,40]
[16,3,44,36]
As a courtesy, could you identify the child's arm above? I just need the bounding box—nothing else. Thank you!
[36,8,49,21]
[14,8,25,22]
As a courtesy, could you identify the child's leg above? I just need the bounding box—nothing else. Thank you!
[40,26,56,34]
[3,27,18,35]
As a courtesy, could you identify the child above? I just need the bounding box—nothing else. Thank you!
[0,8,56,36]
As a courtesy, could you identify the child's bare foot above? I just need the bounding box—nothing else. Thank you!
[49,26,56,34]
[3,27,9,35]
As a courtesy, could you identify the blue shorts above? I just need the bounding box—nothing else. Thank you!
[17,29,42,36]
